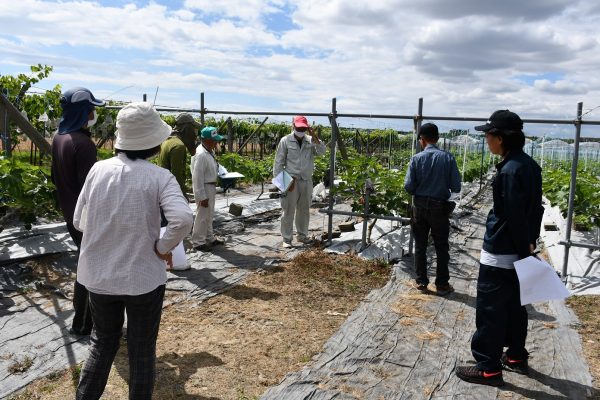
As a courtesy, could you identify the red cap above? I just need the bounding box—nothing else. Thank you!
[293,115,309,128]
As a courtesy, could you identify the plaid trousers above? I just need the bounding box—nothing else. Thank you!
[76,285,165,400]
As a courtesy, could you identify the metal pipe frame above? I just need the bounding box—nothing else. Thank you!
[105,93,598,276]
[105,104,600,126]
[318,208,411,223]
[559,240,600,251]
[327,98,337,245]
[561,102,583,280]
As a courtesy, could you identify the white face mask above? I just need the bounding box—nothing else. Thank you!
[87,110,98,128]
[294,129,306,138]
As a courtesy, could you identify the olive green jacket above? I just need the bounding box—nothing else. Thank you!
[158,136,187,194]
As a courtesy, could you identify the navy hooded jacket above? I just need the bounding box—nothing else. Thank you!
[482,150,544,259]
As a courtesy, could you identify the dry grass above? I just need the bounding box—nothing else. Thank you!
[390,283,434,320]
[416,330,442,341]
[566,295,600,390]
[11,249,391,400]
[7,356,34,374]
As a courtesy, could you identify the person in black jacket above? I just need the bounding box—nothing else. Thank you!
[52,87,105,336]
[456,110,544,387]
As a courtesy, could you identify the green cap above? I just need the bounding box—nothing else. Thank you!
[200,126,225,141]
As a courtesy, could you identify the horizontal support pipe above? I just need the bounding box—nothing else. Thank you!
[559,240,600,251]
[318,208,411,223]
[105,106,600,126]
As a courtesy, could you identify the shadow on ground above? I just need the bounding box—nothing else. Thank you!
[113,344,223,400]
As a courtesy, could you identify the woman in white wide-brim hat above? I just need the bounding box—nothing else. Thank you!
[72,102,193,399]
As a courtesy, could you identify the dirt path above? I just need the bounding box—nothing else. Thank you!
[8,250,391,400]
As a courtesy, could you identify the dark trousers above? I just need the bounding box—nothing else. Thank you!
[471,263,528,371]
[412,197,450,286]
[76,285,166,400]
[66,221,93,334]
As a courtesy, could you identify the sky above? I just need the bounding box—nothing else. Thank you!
[1,0,600,138]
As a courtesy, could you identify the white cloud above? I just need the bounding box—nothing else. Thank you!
[183,0,285,21]
[534,79,589,95]
[0,0,599,137]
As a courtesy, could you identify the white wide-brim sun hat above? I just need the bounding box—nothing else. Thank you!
[114,102,172,150]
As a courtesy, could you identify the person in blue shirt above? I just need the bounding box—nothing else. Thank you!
[404,123,461,296]
[456,110,543,387]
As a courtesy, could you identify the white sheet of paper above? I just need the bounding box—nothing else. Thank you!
[218,164,228,176]
[159,227,189,270]
[272,170,293,192]
[513,256,570,305]
[220,172,245,179]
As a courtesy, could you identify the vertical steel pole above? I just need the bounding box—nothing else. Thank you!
[479,135,485,191]
[361,185,370,251]
[408,98,423,256]
[1,89,11,157]
[200,92,205,127]
[143,93,147,102]
[388,130,393,169]
[561,102,583,280]
[226,118,234,152]
[416,98,423,153]
[327,98,337,245]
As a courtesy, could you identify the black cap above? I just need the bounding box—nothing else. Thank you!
[475,110,523,132]
[418,123,439,139]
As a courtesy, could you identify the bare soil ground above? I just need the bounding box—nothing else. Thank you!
[566,295,600,392]
[8,249,390,400]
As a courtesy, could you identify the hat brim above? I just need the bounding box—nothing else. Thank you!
[90,98,106,107]
[203,134,225,142]
[293,121,309,128]
[114,120,172,150]
[474,123,493,131]
[179,119,201,128]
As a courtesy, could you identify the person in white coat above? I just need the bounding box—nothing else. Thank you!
[191,126,225,251]
[273,115,326,248]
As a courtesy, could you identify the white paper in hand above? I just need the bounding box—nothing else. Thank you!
[159,227,189,271]
[272,170,293,192]
[513,256,570,305]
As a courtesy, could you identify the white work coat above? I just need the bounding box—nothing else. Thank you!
[273,133,326,181]
[191,144,218,201]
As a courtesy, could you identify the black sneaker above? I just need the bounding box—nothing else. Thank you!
[194,243,212,252]
[501,353,529,375]
[68,327,91,337]
[456,365,504,387]
[435,284,454,296]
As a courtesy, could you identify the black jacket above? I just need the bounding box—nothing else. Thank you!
[482,150,544,259]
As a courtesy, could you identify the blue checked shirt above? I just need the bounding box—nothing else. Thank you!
[404,144,461,201]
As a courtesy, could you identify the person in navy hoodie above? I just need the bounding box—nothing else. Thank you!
[51,87,105,336]
[456,110,544,386]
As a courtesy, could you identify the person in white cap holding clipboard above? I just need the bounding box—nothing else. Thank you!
[273,115,326,248]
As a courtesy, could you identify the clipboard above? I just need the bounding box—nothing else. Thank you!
[272,170,294,192]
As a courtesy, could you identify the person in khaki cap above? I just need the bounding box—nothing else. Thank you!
[157,113,199,195]
[273,115,326,248]
[191,126,226,252]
